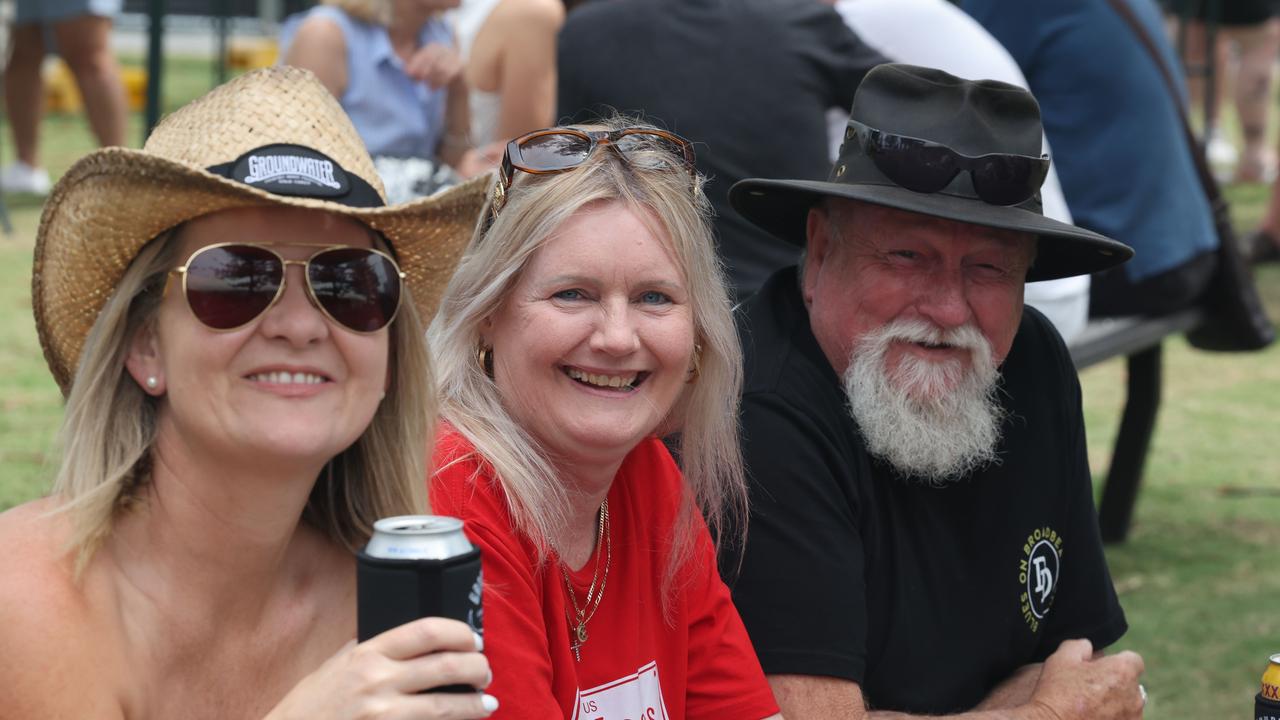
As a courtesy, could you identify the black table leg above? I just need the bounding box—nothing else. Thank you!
[1099,345,1163,543]
[144,0,166,142]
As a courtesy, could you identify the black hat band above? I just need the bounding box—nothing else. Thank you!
[207,143,385,208]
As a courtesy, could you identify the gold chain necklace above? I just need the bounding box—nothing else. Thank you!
[561,499,611,662]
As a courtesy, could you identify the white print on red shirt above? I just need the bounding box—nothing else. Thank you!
[570,660,670,720]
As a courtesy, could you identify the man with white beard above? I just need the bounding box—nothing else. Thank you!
[722,64,1148,719]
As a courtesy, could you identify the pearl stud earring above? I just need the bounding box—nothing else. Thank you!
[145,376,158,390]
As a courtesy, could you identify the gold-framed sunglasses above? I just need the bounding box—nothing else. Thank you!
[167,242,405,334]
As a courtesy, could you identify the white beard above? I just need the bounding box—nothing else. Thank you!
[842,318,1007,485]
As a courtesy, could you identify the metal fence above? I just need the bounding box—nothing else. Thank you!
[121,0,314,20]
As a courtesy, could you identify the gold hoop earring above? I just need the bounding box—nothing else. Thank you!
[478,344,494,377]
[687,343,703,384]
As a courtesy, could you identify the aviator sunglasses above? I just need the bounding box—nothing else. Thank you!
[846,120,1050,206]
[489,126,697,221]
[168,243,405,333]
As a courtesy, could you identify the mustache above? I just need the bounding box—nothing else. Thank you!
[858,319,995,392]
[860,318,989,355]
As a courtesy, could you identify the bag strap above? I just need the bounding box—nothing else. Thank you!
[1106,0,1224,207]
[1108,0,1276,352]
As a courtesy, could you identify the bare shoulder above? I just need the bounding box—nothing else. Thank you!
[290,13,348,49]
[0,497,77,599]
[0,499,124,717]
[284,14,350,97]
[492,0,564,31]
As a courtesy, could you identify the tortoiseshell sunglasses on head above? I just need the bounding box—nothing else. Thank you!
[487,127,697,222]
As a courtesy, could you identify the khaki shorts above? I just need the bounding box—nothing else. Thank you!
[1164,0,1280,26]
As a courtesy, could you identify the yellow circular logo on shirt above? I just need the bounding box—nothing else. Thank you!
[1018,526,1063,633]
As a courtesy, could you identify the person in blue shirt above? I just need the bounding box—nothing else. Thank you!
[283,0,481,177]
[962,0,1219,318]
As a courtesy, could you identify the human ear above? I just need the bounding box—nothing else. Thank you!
[124,320,166,396]
[802,208,834,309]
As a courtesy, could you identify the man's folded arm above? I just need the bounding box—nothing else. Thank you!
[767,639,1143,720]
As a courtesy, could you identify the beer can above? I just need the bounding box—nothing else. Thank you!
[1256,653,1280,720]
[357,514,483,648]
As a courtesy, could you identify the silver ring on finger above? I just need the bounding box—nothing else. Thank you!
[1139,683,1148,707]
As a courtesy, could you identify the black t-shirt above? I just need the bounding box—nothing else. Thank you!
[727,268,1128,715]
[556,0,885,297]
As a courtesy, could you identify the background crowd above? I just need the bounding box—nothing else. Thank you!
[9,0,1279,326]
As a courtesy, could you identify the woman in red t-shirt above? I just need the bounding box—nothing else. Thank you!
[427,118,783,720]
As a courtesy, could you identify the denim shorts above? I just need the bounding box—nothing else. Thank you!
[15,0,123,25]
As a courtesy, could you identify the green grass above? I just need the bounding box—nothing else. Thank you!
[1075,185,1280,718]
[2,55,1280,719]
[0,204,60,508]
[0,56,234,507]
[1,54,242,176]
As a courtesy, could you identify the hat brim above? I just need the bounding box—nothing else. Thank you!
[34,146,490,394]
[729,177,1133,283]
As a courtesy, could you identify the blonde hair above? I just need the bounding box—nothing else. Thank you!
[52,222,433,573]
[429,117,747,600]
[322,0,392,25]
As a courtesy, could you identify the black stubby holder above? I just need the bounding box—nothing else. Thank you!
[356,547,483,692]
[1257,693,1280,720]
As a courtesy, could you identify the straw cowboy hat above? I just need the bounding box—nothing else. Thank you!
[32,65,488,394]
[730,63,1133,282]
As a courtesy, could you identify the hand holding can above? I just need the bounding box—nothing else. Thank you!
[357,516,485,692]
[266,617,497,719]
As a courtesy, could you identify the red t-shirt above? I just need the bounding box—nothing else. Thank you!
[431,426,779,720]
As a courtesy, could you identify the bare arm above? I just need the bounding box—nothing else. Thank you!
[491,0,563,141]
[402,38,470,167]
[440,69,471,168]
[282,16,349,98]
[769,674,868,718]
[449,0,562,177]
[973,663,1042,711]
[769,673,1046,720]
[768,641,1144,720]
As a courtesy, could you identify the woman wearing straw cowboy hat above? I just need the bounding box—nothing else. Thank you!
[0,66,498,718]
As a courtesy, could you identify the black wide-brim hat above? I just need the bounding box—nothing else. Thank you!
[730,63,1133,282]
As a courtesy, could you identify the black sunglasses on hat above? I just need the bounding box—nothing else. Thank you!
[844,120,1050,207]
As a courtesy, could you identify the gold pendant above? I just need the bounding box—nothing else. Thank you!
[569,623,585,662]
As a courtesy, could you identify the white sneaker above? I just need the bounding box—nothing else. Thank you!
[0,162,51,195]
[1206,128,1238,184]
